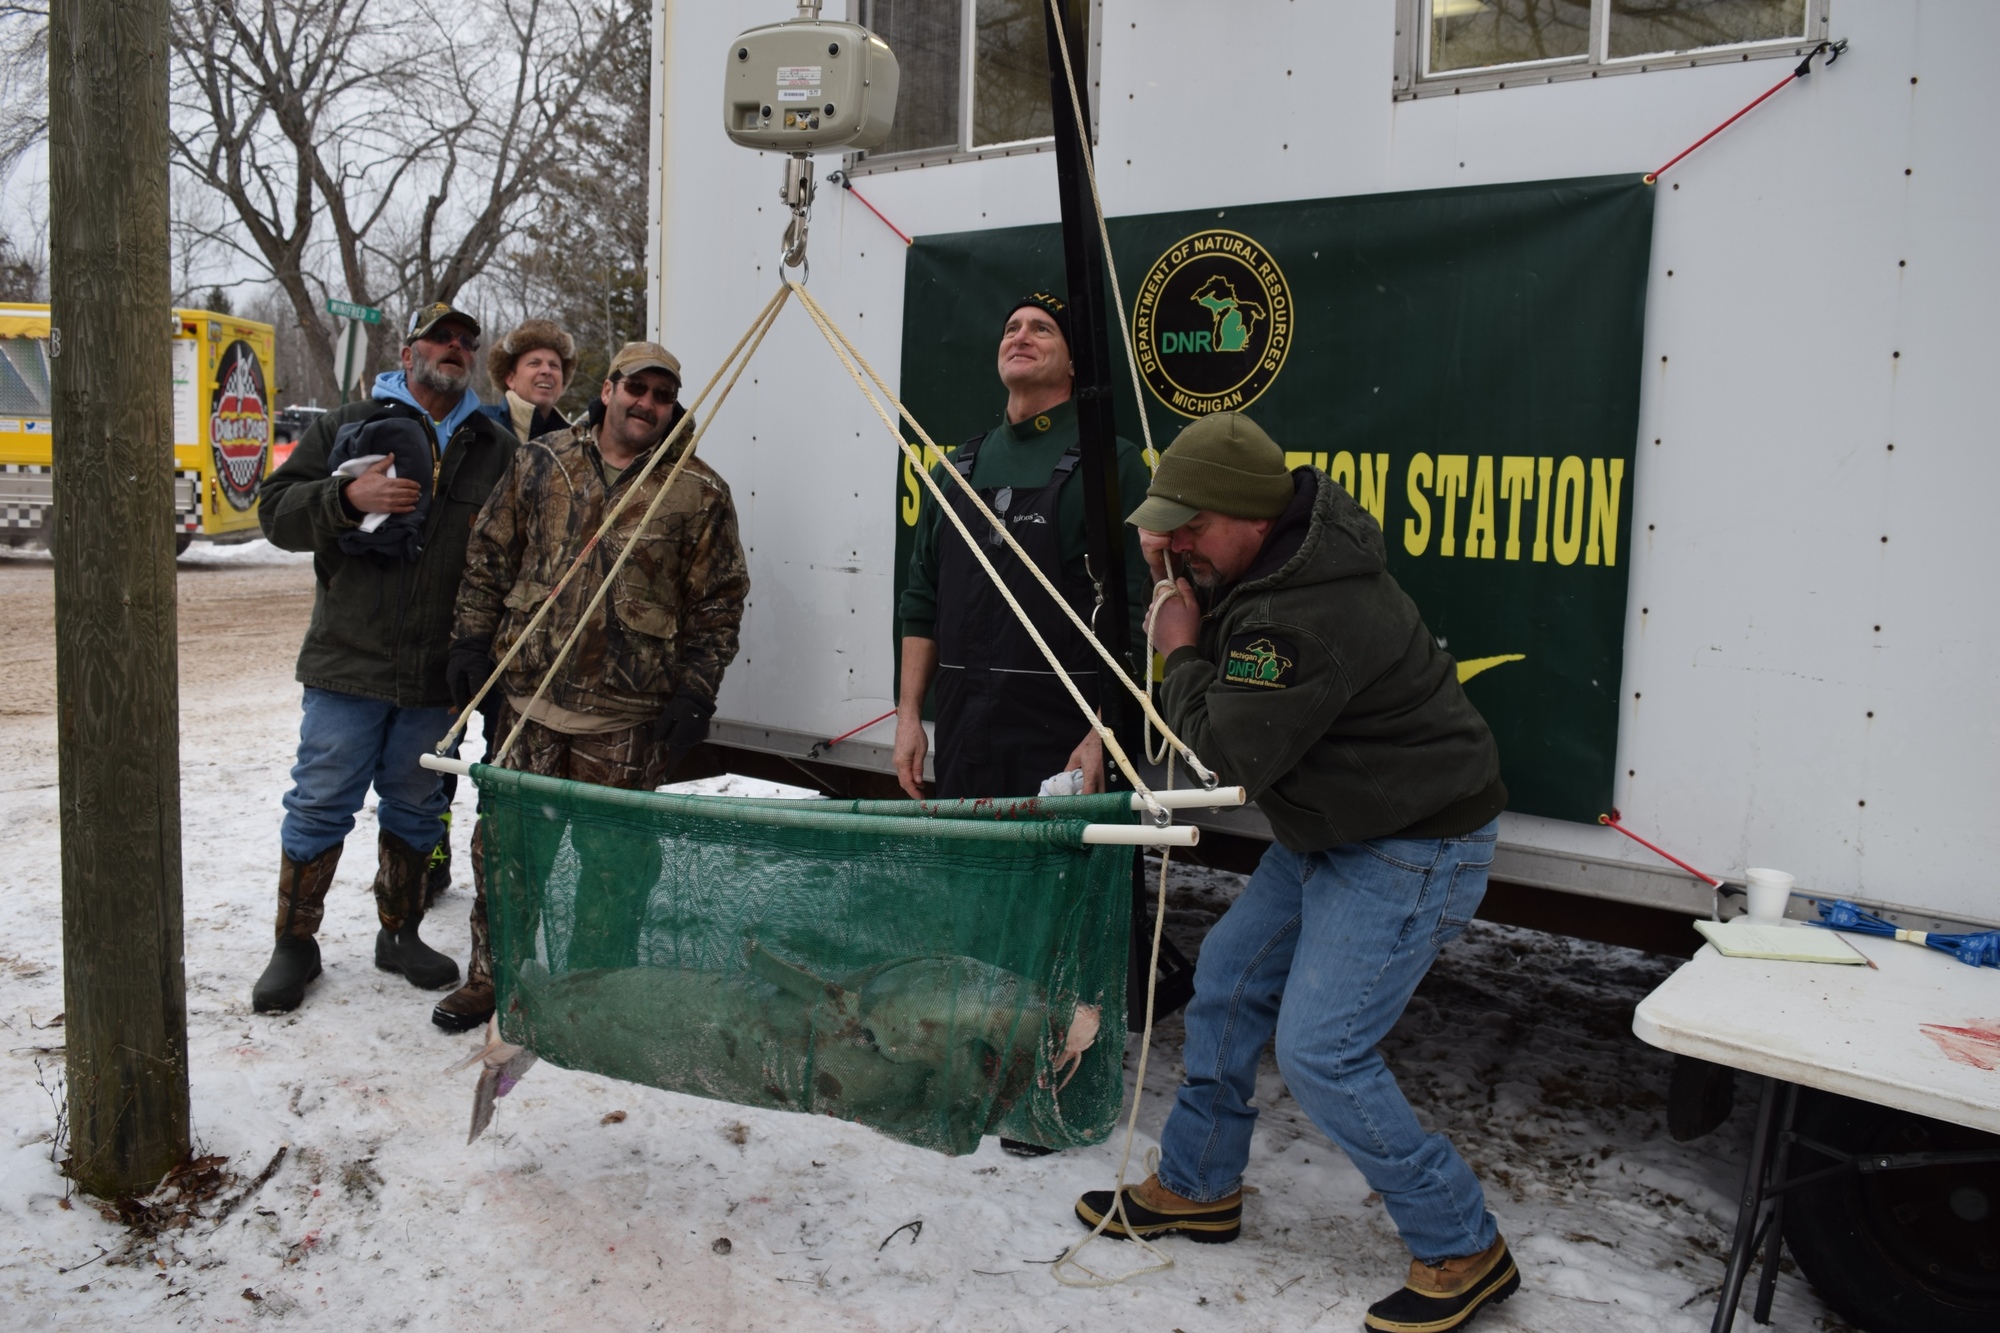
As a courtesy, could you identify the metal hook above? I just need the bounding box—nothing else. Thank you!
[780,154,816,272]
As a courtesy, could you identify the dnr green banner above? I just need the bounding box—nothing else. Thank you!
[896,175,1654,825]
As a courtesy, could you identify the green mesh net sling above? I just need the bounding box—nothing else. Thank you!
[473,765,1136,1155]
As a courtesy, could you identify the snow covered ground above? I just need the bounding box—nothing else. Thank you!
[0,547,1852,1329]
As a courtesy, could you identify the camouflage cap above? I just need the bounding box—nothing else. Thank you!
[405,301,481,345]
[608,341,683,383]
[1125,411,1294,531]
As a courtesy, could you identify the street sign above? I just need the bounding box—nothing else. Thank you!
[335,319,368,400]
[325,298,381,324]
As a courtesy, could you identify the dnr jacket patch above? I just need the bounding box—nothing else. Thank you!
[1224,633,1298,689]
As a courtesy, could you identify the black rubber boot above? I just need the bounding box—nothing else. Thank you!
[1363,1237,1520,1332]
[252,845,342,1014]
[372,831,461,991]
[252,936,323,1014]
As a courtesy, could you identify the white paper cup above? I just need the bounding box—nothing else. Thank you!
[1744,868,1796,922]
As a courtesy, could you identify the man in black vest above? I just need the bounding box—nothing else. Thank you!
[894,293,1156,1159]
[893,293,1152,804]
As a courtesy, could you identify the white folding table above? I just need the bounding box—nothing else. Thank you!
[1633,930,2000,1331]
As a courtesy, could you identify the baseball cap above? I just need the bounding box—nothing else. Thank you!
[405,301,480,345]
[1125,412,1294,532]
[607,341,683,383]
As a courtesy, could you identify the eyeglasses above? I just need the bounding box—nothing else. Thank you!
[420,327,478,351]
[618,377,679,406]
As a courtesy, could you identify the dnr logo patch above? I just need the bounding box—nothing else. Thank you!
[1134,229,1293,418]
[1224,633,1297,689]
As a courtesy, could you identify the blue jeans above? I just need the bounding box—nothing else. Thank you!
[1156,821,1500,1264]
[280,688,453,861]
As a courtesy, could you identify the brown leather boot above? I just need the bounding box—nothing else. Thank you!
[432,822,495,1032]
[372,830,461,990]
[1074,1173,1242,1243]
[1364,1235,1520,1332]
[251,845,343,1013]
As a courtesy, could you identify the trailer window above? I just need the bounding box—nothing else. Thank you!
[850,0,1096,171]
[1399,0,1828,98]
[864,0,961,157]
[0,336,51,417]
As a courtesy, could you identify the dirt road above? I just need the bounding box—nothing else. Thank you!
[0,547,313,722]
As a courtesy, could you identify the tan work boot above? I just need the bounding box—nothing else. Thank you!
[1073,1173,1242,1243]
[1364,1235,1520,1332]
[371,831,461,990]
[251,845,343,1013]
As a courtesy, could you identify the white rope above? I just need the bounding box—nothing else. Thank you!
[791,282,1197,1286]
[1050,756,1178,1288]
[1142,571,1182,766]
[787,282,1169,820]
[492,286,791,766]
[1052,509,1189,1286]
[438,280,788,756]
[786,281,1217,789]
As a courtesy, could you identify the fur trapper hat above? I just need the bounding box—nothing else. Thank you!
[486,318,577,391]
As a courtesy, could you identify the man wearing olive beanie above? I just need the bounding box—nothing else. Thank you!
[1073,412,1517,1333]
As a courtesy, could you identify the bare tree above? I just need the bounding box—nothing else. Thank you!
[489,0,649,413]
[400,0,646,306]
[167,0,643,393]
[168,0,434,384]
[0,228,39,300]
[0,0,47,183]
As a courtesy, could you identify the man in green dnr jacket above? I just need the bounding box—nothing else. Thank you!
[250,302,518,1015]
[1072,413,1518,1333]
[894,292,1153,800]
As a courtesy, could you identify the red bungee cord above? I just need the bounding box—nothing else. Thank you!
[1644,37,1845,185]
[808,707,898,758]
[1599,810,1724,889]
[826,170,913,246]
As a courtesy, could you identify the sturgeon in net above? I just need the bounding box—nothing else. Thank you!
[494,943,1104,1154]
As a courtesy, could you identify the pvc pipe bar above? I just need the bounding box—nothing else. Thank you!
[1131,786,1245,811]
[1082,824,1199,847]
[421,754,1198,844]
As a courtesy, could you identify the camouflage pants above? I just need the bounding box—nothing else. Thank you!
[467,704,669,987]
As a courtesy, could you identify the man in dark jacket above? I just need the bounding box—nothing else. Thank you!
[250,301,518,1015]
[1072,413,1518,1333]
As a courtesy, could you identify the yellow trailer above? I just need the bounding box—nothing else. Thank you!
[0,303,278,553]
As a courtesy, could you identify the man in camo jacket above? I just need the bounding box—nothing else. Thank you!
[432,340,749,1032]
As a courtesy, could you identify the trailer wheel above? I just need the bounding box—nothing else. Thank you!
[174,532,192,557]
[1782,1088,2000,1333]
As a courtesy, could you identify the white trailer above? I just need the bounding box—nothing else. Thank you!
[645,1,1996,941]
[640,7,1998,1326]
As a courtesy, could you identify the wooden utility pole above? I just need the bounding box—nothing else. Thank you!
[49,0,191,1196]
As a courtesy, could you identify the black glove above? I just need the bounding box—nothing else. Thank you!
[653,692,716,781]
[446,637,497,712]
